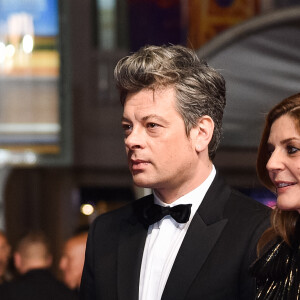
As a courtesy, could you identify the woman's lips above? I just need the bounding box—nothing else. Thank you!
[275,181,297,193]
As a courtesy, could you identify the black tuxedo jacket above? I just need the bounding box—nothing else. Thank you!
[80,173,270,300]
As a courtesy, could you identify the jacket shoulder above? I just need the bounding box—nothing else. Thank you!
[227,188,271,219]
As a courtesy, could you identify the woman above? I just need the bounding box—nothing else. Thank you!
[250,92,300,299]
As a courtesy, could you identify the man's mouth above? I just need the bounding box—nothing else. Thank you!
[130,159,149,170]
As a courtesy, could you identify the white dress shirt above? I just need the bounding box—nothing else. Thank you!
[139,166,216,300]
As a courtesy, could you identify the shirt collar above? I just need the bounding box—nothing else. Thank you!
[153,165,216,228]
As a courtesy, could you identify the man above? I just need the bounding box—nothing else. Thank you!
[0,231,12,284]
[59,231,88,292]
[80,45,270,300]
[0,232,76,299]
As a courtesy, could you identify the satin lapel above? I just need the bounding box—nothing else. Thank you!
[162,214,227,300]
[117,199,150,300]
[162,173,231,300]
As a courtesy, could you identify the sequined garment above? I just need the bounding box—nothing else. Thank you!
[250,232,300,299]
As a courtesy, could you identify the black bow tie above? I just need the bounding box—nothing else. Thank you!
[142,203,192,226]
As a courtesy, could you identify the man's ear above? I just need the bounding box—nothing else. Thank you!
[191,116,214,153]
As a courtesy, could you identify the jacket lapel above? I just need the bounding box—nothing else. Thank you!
[117,196,152,300]
[162,173,231,300]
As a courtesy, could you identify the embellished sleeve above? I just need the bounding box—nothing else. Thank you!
[250,238,300,299]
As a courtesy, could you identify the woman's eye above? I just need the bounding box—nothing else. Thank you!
[287,145,299,154]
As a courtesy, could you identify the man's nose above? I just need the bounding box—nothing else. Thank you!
[125,127,145,150]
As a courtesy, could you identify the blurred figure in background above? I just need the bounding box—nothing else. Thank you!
[59,231,88,293]
[0,231,76,299]
[13,231,52,275]
[0,231,13,284]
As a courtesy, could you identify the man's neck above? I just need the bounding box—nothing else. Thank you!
[154,162,213,204]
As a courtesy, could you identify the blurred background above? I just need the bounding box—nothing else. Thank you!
[0,0,299,274]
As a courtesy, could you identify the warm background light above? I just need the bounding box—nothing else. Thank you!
[80,204,95,216]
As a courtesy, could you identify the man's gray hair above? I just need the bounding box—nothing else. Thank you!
[114,45,226,160]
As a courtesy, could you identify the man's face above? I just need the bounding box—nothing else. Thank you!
[0,234,10,278]
[122,87,199,199]
[59,239,86,290]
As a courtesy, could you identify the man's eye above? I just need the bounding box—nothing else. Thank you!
[147,123,158,128]
[122,124,132,136]
[122,124,132,130]
[287,145,299,154]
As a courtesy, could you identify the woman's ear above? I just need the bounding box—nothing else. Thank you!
[192,115,214,153]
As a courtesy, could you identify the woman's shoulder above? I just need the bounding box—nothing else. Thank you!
[250,238,291,280]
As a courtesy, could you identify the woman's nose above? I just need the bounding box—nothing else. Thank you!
[266,149,284,172]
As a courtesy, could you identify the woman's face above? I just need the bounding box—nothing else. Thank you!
[266,114,300,213]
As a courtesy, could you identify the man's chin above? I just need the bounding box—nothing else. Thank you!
[133,181,151,188]
[132,175,153,188]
